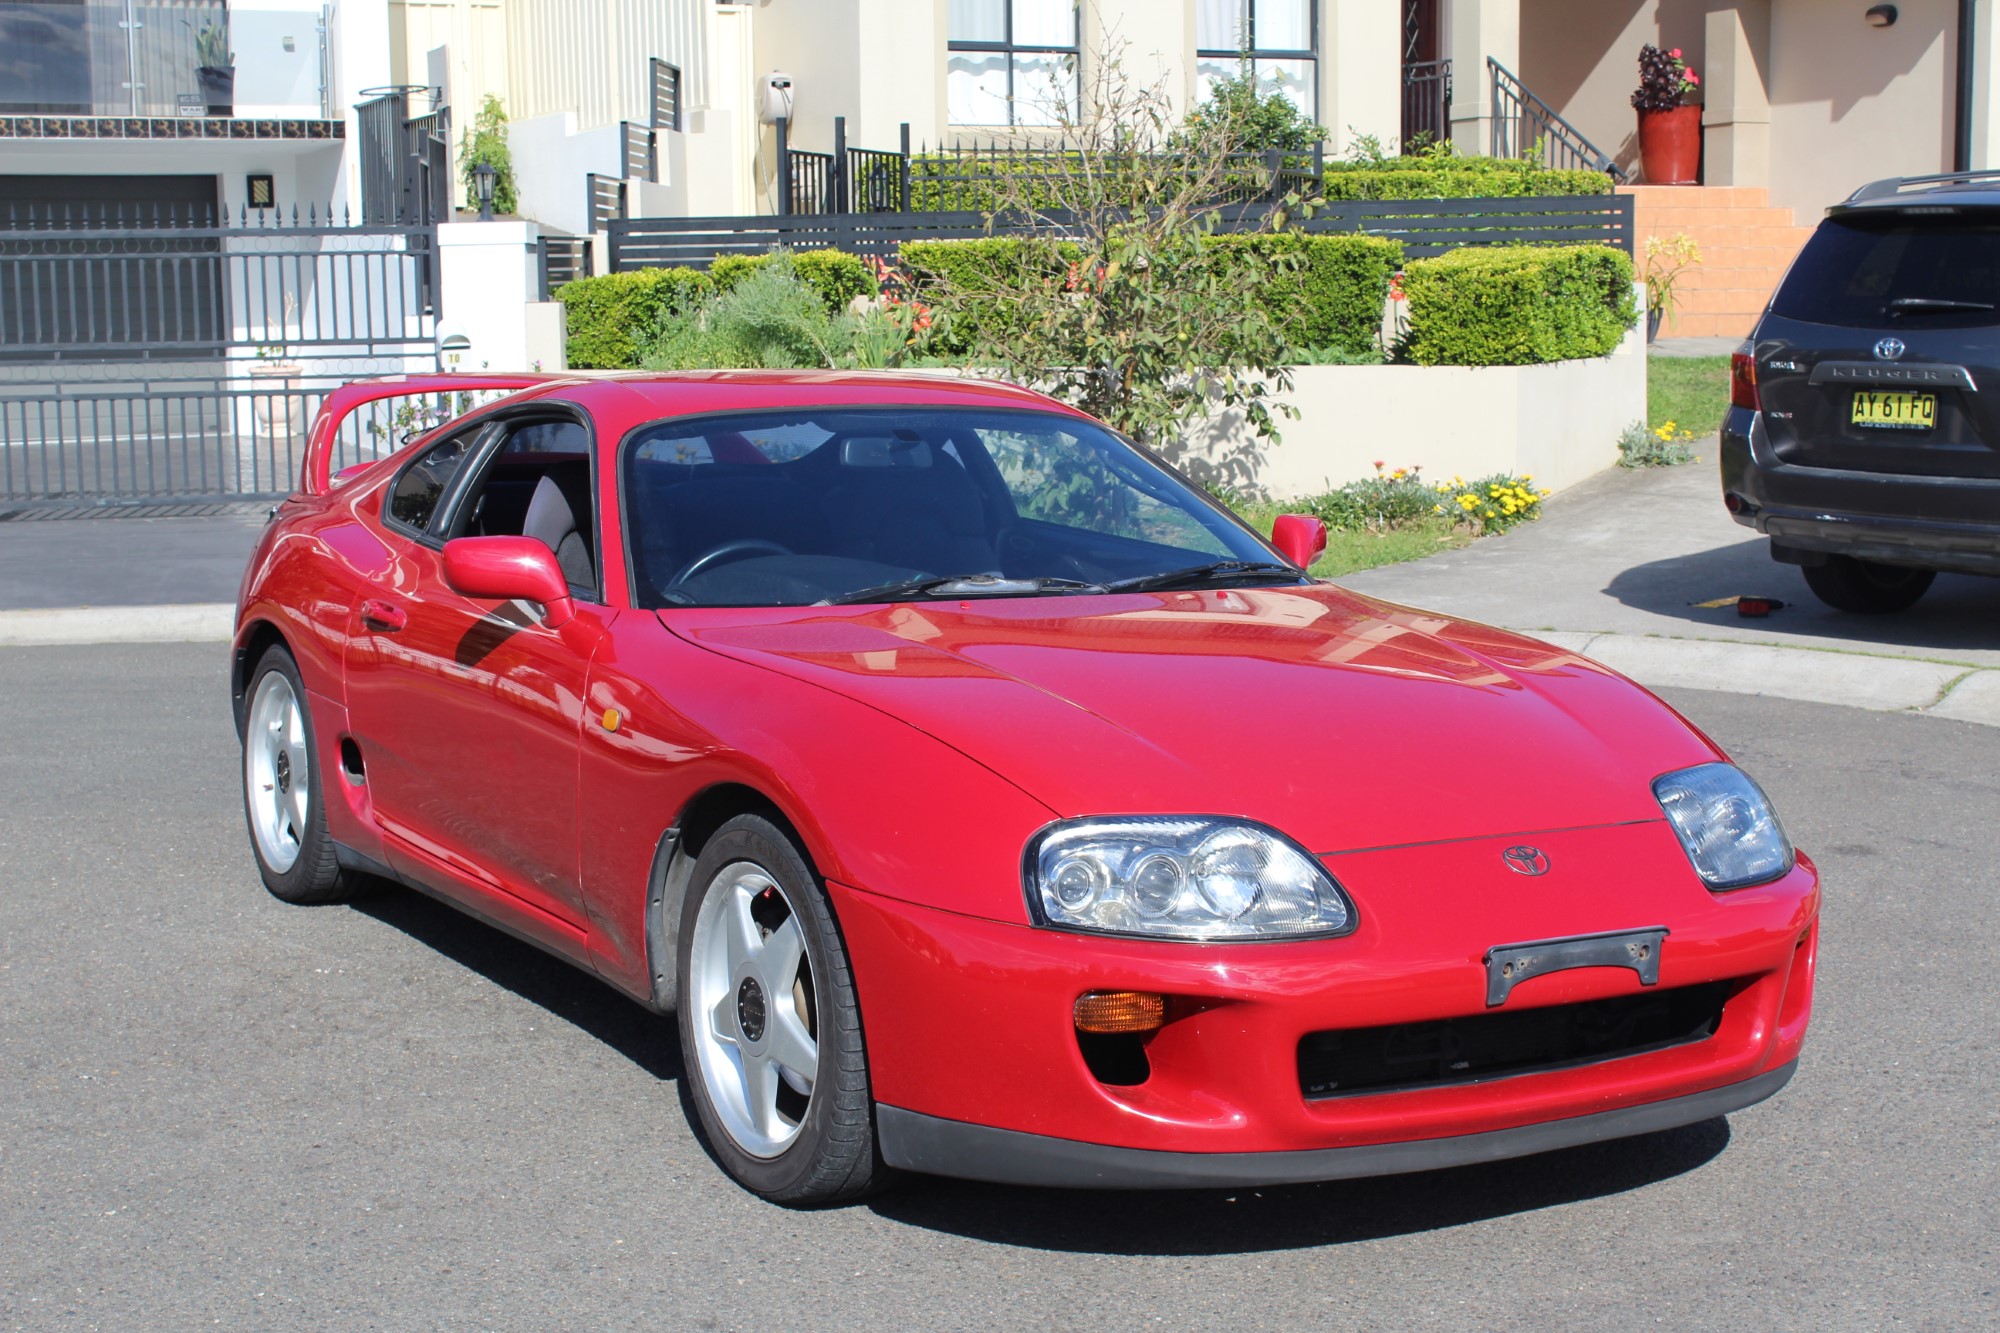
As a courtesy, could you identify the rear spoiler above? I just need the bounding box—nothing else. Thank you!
[300,373,563,496]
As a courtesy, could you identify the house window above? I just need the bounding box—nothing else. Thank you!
[947,0,1078,127]
[1195,0,1317,116]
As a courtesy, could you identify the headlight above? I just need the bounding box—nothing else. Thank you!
[1652,763,1794,890]
[1026,817,1355,941]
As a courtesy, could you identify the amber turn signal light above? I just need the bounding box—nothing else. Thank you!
[1073,990,1166,1035]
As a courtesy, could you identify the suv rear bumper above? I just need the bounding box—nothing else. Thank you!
[1721,405,2000,576]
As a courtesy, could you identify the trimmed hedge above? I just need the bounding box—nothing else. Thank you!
[1319,163,1612,199]
[555,267,713,369]
[1400,245,1637,366]
[709,248,873,312]
[901,232,1401,356]
[1205,233,1403,354]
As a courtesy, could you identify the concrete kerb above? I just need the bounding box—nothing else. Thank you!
[2,603,1994,728]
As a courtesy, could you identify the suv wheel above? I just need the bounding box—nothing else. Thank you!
[1801,555,1937,614]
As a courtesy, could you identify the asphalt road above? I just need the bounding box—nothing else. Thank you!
[2,645,1996,1332]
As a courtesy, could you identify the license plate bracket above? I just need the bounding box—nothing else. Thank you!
[1484,927,1668,1006]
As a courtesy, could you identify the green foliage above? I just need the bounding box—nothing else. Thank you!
[555,266,715,369]
[638,254,922,372]
[1648,354,1730,436]
[708,249,873,313]
[1295,464,1442,532]
[458,94,518,215]
[1400,245,1637,366]
[1325,135,1609,197]
[1205,233,1402,355]
[904,232,1398,359]
[1618,419,1699,468]
[1181,67,1326,154]
[190,19,232,68]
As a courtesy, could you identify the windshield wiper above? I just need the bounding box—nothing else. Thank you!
[821,574,1105,605]
[1101,559,1304,594]
[1887,296,1996,314]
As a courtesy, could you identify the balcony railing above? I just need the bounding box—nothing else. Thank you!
[0,0,331,119]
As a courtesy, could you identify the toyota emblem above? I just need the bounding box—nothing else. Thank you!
[1874,336,1907,361]
[1502,846,1550,876]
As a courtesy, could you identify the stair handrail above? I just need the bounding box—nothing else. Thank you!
[1487,58,1625,183]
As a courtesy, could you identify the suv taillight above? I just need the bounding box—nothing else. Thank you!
[1730,341,1760,411]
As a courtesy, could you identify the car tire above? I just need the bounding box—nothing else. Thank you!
[240,644,361,905]
[1800,555,1937,614]
[676,814,881,1206]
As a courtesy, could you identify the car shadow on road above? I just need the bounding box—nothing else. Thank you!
[352,882,685,1082]
[1605,542,2000,656]
[869,1119,1730,1253]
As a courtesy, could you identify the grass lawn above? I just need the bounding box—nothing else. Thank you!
[1235,504,1472,579]
[1648,355,1731,437]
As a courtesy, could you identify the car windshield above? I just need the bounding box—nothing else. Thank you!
[620,406,1293,608]
[1771,212,2000,329]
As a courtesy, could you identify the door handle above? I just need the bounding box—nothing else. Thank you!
[361,598,408,632]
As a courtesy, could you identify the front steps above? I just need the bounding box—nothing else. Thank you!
[1619,185,1820,341]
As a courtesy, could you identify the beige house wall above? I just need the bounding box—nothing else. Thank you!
[1515,0,1958,221]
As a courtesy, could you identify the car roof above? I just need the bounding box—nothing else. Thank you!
[1833,170,2000,215]
[559,369,1087,425]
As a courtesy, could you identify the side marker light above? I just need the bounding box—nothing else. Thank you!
[1074,991,1166,1035]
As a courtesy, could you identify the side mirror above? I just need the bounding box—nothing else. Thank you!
[1269,514,1328,571]
[442,536,575,628]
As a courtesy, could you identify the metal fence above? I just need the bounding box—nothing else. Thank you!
[1488,58,1622,179]
[0,208,439,361]
[1402,59,1452,147]
[777,120,1328,216]
[357,91,452,226]
[0,374,518,504]
[607,194,1633,272]
[537,235,593,300]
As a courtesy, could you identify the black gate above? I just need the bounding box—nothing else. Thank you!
[358,91,452,226]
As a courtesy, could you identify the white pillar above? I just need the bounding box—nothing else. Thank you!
[437,220,545,371]
[1973,0,2000,169]
[1702,2,1771,188]
[1447,0,1518,157]
[1319,0,1402,156]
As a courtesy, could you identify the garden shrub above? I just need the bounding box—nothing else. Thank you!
[709,249,873,313]
[1205,233,1402,355]
[903,232,1400,357]
[1400,245,1637,366]
[555,266,714,369]
[1319,163,1611,199]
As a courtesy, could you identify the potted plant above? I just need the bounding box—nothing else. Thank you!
[1631,44,1700,184]
[191,19,234,116]
[1643,233,1702,340]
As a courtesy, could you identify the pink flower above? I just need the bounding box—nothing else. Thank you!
[1373,459,1385,471]
[1687,71,1700,84]
[1669,47,1682,58]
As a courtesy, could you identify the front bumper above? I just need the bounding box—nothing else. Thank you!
[1720,405,2000,576]
[831,819,1819,1183]
[878,1060,1797,1189]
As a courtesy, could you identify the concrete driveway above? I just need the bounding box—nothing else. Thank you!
[2,643,1995,1331]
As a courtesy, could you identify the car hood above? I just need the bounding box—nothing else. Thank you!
[663,586,1719,854]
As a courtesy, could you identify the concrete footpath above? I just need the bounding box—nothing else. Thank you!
[1341,453,2000,726]
[2,464,1997,726]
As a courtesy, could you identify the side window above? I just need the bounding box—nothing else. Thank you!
[456,418,600,599]
[387,435,474,533]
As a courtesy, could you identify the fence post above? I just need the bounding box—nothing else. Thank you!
[833,116,849,215]
[1312,139,1324,190]
[777,118,793,216]
[1265,147,1282,199]
[899,122,912,213]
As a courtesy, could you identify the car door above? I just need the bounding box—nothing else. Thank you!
[344,413,607,932]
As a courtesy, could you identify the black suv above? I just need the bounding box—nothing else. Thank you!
[1721,170,2000,612]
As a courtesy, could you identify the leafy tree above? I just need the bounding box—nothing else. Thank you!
[913,49,1304,459]
[1181,65,1326,156]
[458,94,518,215]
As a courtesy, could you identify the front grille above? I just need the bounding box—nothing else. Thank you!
[1297,982,1733,1099]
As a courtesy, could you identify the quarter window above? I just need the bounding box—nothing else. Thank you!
[1196,0,1317,116]
[948,0,1079,127]
[386,435,474,533]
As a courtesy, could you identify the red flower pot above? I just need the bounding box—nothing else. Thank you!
[1638,104,1702,185]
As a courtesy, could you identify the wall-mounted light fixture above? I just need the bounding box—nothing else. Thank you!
[1865,4,1898,26]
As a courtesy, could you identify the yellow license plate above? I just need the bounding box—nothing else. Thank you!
[1851,390,1937,430]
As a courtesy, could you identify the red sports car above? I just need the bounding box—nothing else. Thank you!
[235,370,1817,1205]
